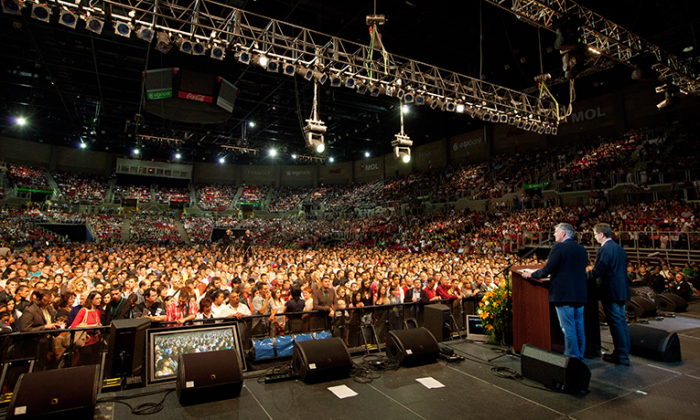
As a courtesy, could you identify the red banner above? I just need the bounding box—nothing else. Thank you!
[177,91,213,103]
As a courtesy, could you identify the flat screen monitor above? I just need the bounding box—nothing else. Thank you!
[147,323,246,384]
[466,315,488,342]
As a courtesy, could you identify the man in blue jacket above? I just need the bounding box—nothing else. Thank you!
[590,223,631,366]
[523,223,588,360]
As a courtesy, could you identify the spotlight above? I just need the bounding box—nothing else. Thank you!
[282,62,295,76]
[537,125,546,135]
[562,46,587,80]
[211,45,225,60]
[219,157,225,163]
[296,66,313,81]
[392,134,412,163]
[85,17,104,34]
[657,91,680,110]
[329,157,335,163]
[385,86,397,97]
[236,50,251,64]
[135,27,154,42]
[551,127,558,135]
[329,74,342,87]
[344,76,356,88]
[59,10,78,29]
[356,83,368,94]
[499,114,508,123]
[545,126,552,135]
[291,154,297,159]
[369,84,382,96]
[15,116,25,125]
[133,148,140,155]
[248,121,256,128]
[266,59,279,73]
[396,88,406,100]
[269,149,277,157]
[365,152,370,158]
[455,103,465,113]
[252,55,268,68]
[80,143,87,149]
[414,95,425,106]
[31,4,50,22]
[155,32,172,54]
[174,37,193,54]
[312,69,328,84]
[443,102,456,112]
[404,92,415,103]
[192,42,207,56]
[523,121,533,131]
[402,105,410,114]
[175,153,181,159]
[481,112,491,122]
[304,119,327,153]
[2,0,22,15]
[430,99,443,110]
[114,21,131,37]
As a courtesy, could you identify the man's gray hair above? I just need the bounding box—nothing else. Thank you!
[555,223,575,238]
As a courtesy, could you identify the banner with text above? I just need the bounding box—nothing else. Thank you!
[413,139,446,171]
[319,161,352,185]
[449,129,488,163]
[353,156,384,182]
[280,165,314,186]
[241,166,276,185]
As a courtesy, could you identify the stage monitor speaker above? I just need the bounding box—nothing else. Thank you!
[655,293,688,313]
[292,337,352,383]
[8,365,99,420]
[387,328,440,367]
[104,318,151,380]
[629,324,681,362]
[176,349,243,405]
[626,296,657,318]
[520,344,591,393]
[423,304,451,342]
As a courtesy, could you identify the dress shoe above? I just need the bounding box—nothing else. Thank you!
[602,353,630,366]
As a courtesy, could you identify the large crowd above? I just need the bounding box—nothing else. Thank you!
[52,172,108,205]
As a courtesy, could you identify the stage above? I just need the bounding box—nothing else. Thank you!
[93,306,700,420]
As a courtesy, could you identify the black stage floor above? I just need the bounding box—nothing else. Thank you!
[95,308,700,420]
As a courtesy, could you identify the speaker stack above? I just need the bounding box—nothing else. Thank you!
[8,365,100,419]
[628,324,682,362]
[423,304,451,342]
[176,349,244,405]
[292,337,353,383]
[626,296,657,318]
[520,344,591,393]
[654,293,688,313]
[387,328,440,367]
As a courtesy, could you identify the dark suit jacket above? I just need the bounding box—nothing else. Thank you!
[20,303,55,332]
[313,287,337,312]
[589,239,630,302]
[531,238,588,305]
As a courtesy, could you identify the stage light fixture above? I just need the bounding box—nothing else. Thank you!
[499,114,508,123]
[85,17,104,34]
[15,116,25,125]
[404,92,415,103]
[343,76,356,88]
[192,42,207,55]
[414,95,425,105]
[135,27,154,42]
[2,0,22,15]
[31,4,50,22]
[481,112,491,122]
[269,149,277,157]
[551,127,558,135]
[657,91,680,110]
[545,126,552,135]
[304,119,327,154]
[369,84,382,96]
[444,102,456,112]
[236,50,251,64]
[396,88,406,100]
[508,116,516,125]
[329,157,334,163]
[114,21,131,37]
[296,66,313,80]
[455,103,465,113]
[537,125,546,135]
[219,157,225,163]
[392,134,412,163]
[282,62,295,76]
[516,119,525,129]
[562,46,587,80]
[211,45,225,60]
[155,32,172,54]
[59,10,78,28]
[266,59,279,73]
[523,121,533,131]
[312,69,327,84]
[329,74,342,87]
[430,99,443,110]
[174,37,193,54]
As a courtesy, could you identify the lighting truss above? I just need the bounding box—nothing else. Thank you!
[484,0,700,95]
[34,0,561,125]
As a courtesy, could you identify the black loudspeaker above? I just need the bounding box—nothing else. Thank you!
[176,349,243,405]
[626,296,657,318]
[520,344,591,393]
[655,293,688,312]
[423,304,451,342]
[292,338,352,383]
[104,318,151,379]
[387,328,440,367]
[629,324,682,362]
[8,365,99,419]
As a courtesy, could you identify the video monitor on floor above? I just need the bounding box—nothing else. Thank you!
[467,315,488,342]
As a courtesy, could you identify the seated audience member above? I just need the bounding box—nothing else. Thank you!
[134,287,166,324]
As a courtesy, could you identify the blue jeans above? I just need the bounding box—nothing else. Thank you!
[555,305,586,360]
[602,301,631,363]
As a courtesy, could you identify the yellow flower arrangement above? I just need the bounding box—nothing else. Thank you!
[476,281,512,342]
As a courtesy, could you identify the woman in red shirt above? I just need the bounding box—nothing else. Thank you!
[69,291,103,366]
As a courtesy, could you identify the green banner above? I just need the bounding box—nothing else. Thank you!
[17,188,53,194]
[147,90,173,100]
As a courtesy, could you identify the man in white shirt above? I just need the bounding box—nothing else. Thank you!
[226,290,251,319]
[210,290,234,318]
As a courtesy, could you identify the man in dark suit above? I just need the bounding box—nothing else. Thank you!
[313,276,337,330]
[523,223,588,360]
[19,289,58,370]
[589,223,631,366]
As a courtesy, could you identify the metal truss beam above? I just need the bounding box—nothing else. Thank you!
[27,0,562,126]
[485,0,700,95]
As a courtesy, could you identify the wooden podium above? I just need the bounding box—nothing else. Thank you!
[511,265,553,352]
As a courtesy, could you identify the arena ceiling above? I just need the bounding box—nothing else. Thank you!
[1,0,698,165]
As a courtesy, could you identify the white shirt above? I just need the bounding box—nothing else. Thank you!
[211,303,234,318]
[227,303,251,316]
